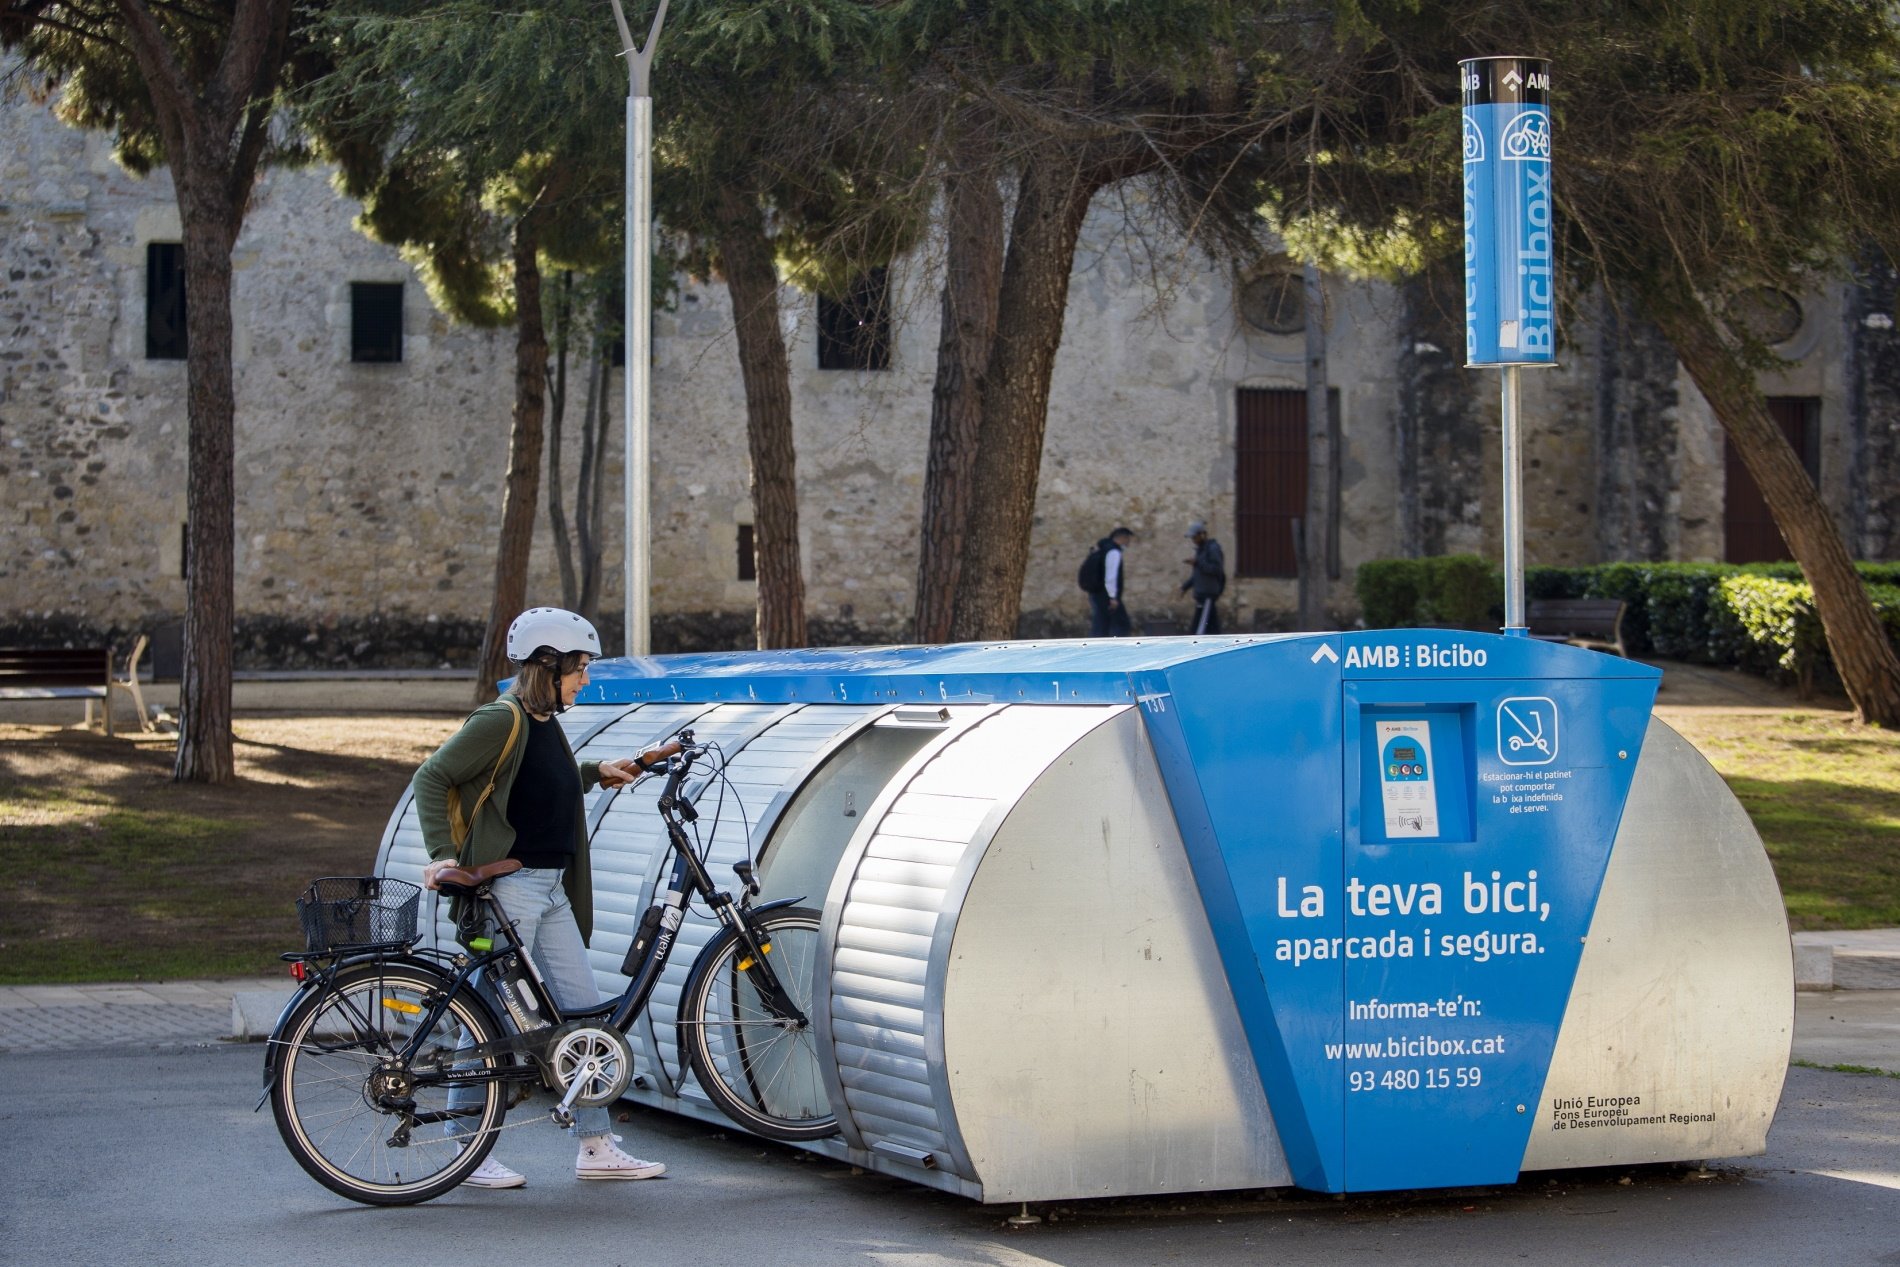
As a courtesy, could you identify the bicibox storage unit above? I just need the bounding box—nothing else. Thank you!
[375,631,1791,1200]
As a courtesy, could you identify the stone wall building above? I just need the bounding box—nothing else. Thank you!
[3,95,1896,664]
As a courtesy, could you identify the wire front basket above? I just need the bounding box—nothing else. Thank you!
[296,876,422,953]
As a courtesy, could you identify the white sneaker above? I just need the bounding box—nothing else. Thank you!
[463,1156,526,1189]
[576,1134,666,1181]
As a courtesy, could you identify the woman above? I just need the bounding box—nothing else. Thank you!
[411,606,663,1190]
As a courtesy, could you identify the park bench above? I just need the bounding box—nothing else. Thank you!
[0,636,152,735]
[1526,598,1629,658]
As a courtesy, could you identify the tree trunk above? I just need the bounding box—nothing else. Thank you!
[913,159,1003,644]
[171,179,239,782]
[105,0,293,783]
[97,0,290,782]
[1652,294,1900,727]
[948,153,1099,642]
[576,288,613,622]
[475,218,550,702]
[546,271,579,608]
[1297,262,1331,632]
[716,188,806,649]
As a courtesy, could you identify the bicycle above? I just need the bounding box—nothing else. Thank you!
[260,729,837,1206]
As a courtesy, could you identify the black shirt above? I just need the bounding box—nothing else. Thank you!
[505,713,583,869]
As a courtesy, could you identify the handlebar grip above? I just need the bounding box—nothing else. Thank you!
[636,741,684,771]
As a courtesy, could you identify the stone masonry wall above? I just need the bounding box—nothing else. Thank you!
[4,92,1894,668]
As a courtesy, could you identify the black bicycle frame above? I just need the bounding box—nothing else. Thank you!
[606,753,807,1032]
[276,738,811,1104]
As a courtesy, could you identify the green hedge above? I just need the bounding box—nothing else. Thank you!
[1358,555,1503,629]
[1360,556,1900,689]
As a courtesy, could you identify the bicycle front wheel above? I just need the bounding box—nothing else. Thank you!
[679,906,838,1141]
[270,961,508,1205]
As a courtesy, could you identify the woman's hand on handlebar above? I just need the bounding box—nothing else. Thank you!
[598,741,685,788]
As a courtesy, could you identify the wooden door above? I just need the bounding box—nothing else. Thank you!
[1236,388,1307,577]
[1723,397,1819,563]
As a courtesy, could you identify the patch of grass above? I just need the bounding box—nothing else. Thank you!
[0,718,453,985]
[1790,1058,1900,1079]
[0,786,264,983]
[1661,710,1900,930]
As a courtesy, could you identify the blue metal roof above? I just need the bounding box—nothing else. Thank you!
[578,630,1654,706]
[579,634,1300,705]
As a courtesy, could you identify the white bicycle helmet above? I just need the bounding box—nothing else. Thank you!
[506,607,602,663]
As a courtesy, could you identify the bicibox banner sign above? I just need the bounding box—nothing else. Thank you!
[1462,57,1554,367]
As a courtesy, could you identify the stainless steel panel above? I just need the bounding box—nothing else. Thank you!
[942,706,1295,1202]
[1521,717,1793,1170]
[831,971,928,1009]
[818,704,1120,1183]
[832,1020,928,1054]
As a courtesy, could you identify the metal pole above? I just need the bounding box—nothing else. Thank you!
[1500,364,1526,632]
[609,0,666,659]
[626,93,651,657]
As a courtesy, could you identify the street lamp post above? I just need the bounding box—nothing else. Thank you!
[607,0,667,658]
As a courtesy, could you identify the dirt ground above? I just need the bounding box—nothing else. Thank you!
[1648,658,1854,714]
[0,716,458,982]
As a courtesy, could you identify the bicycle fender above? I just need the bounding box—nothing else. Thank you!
[257,982,320,1108]
[747,896,808,917]
[256,956,466,1107]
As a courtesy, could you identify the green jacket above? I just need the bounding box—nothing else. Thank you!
[411,696,605,941]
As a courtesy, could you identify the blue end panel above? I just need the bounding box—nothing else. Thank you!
[1139,631,1658,1193]
[1133,642,1346,1191]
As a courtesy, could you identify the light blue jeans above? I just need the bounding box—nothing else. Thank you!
[450,867,611,1140]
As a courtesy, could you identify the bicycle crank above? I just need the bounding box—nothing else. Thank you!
[544,1023,635,1111]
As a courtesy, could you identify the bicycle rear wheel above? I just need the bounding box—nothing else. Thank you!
[679,906,838,1141]
[269,961,508,1205]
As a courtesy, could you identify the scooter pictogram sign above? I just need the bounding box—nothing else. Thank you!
[1497,696,1559,765]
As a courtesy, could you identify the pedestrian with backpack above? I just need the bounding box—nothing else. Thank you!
[1078,526,1136,637]
[1180,520,1227,635]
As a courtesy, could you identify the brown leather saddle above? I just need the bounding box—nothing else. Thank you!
[433,857,523,897]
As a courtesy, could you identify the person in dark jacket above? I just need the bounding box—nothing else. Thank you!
[1084,527,1136,637]
[1181,520,1226,635]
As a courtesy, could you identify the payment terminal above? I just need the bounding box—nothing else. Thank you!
[1376,720,1439,837]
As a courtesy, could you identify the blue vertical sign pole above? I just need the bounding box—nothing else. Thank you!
[1462,56,1553,633]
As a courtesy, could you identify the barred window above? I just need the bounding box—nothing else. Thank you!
[351,282,405,363]
[146,243,187,360]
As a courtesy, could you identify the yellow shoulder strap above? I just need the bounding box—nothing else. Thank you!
[453,698,525,855]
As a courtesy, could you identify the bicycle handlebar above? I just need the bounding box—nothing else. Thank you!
[635,740,685,772]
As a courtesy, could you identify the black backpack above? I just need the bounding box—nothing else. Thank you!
[1077,542,1109,594]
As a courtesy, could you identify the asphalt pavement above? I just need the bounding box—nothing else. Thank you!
[0,1041,1895,1267]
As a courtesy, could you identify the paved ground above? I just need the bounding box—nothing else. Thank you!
[0,979,252,1052]
[0,1043,1894,1267]
[4,974,1895,1070]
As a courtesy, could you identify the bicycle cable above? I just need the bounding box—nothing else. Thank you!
[677,740,758,920]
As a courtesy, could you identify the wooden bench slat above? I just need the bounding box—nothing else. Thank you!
[0,686,109,700]
[1526,600,1628,657]
[0,648,117,733]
